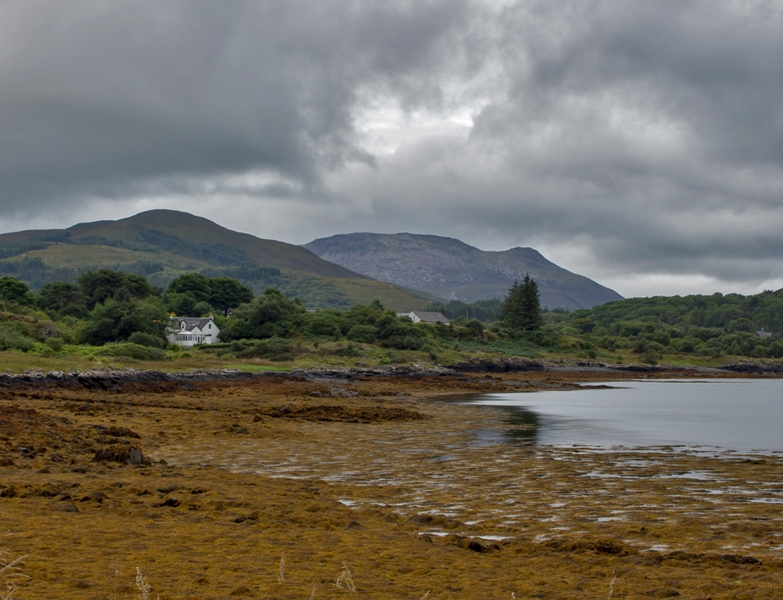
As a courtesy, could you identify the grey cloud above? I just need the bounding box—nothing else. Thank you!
[0,0,469,212]
[2,0,783,296]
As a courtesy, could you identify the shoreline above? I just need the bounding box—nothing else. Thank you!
[1,356,780,394]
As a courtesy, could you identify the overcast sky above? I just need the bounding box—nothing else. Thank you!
[2,0,783,298]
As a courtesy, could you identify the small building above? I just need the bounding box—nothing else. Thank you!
[397,311,450,325]
[756,327,772,339]
[166,316,220,348]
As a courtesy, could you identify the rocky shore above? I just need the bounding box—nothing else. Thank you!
[1,355,778,394]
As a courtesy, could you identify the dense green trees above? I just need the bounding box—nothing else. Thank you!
[77,270,155,308]
[565,289,783,358]
[0,276,30,304]
[500,274,542,332]
[166,273,253,316]
[222,288,307,340]
[81,296,169,346]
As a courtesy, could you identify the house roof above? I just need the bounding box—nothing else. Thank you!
[170,317,216,332]
[410,311,450,323]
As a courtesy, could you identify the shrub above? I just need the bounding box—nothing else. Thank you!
[93,343,152,360]
[127,331,167,349]
[0,325,36,352]
[334,343,362,357]
[44,337,65,352]
[148,347,168,361]
[641,351,659,365]
[237,338,303,362]
[346,325,377,343]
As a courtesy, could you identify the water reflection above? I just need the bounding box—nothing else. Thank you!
[455,379,783,452]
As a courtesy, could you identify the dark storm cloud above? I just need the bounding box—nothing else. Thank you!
[0,0,469,210]
[2,0,783,294]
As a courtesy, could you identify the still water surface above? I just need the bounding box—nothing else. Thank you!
[465,379,783,452]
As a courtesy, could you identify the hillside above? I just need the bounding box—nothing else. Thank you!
[305,233,623,310]
[0,210,433,310]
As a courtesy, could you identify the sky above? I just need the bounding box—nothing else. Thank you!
[1,0,783,299]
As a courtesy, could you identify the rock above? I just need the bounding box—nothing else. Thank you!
[646,590,681,598]
[93,445,144,465]
[229,586,252,596]
[56,502,80,513]
[456,538,500,553]
[104,426,141,439]
[80,491,108,503]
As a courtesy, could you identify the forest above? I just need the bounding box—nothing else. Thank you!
[0,267,780,366]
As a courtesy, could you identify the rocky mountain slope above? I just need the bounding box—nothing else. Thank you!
[305,233,623,310]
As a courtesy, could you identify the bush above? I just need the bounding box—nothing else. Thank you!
[93,343,152,360]
[0,325,36,352]
[44,337,65,352]
[148,347,168,361]
[346,325,377,343]
[127,331,167,348]
[334,343,362,357]
[641,351,659,365]
[237,338,303,361]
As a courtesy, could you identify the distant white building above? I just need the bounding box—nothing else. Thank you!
[166,316,220,348]
[756,327,772,339]
[397,311,450,325]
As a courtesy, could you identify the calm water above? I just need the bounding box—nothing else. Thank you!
[465,379,783,452]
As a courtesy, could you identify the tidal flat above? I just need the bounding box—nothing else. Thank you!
[1,369,782,599]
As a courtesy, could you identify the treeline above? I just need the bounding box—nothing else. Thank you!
[563,290,783,360]
[0,269,514,360]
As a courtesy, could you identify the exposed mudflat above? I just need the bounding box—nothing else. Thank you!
[1,368,782,599]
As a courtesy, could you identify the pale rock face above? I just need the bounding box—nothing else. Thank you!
[305,233,623,310]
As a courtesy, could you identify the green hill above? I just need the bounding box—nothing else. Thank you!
[0,210,433,310]
[305,232,623,310]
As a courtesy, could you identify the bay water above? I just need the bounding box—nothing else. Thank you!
[464,378,783,453]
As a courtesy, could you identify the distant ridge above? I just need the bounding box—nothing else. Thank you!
[0,210,434,310]
[305,232,623,310]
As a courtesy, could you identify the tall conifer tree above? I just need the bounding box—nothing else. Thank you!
[500,274,542,332]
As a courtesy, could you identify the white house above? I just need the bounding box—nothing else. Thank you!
[166,316,220,348]
[397,311,450,325]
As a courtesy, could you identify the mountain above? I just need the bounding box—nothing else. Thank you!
[304,233,623,310]
[0,210,434,310]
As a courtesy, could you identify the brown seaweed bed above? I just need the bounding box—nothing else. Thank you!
[1,369,782,599]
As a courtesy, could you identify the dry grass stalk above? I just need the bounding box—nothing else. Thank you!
[607,570,617,600]
[308,585,316,599]
[335,562,356,592]
[0,545,28,600]
[112,559,119,600]
[420,591,430,599]
[278,550,285,584]
[135,567,151,600]
[0,581,17,600]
